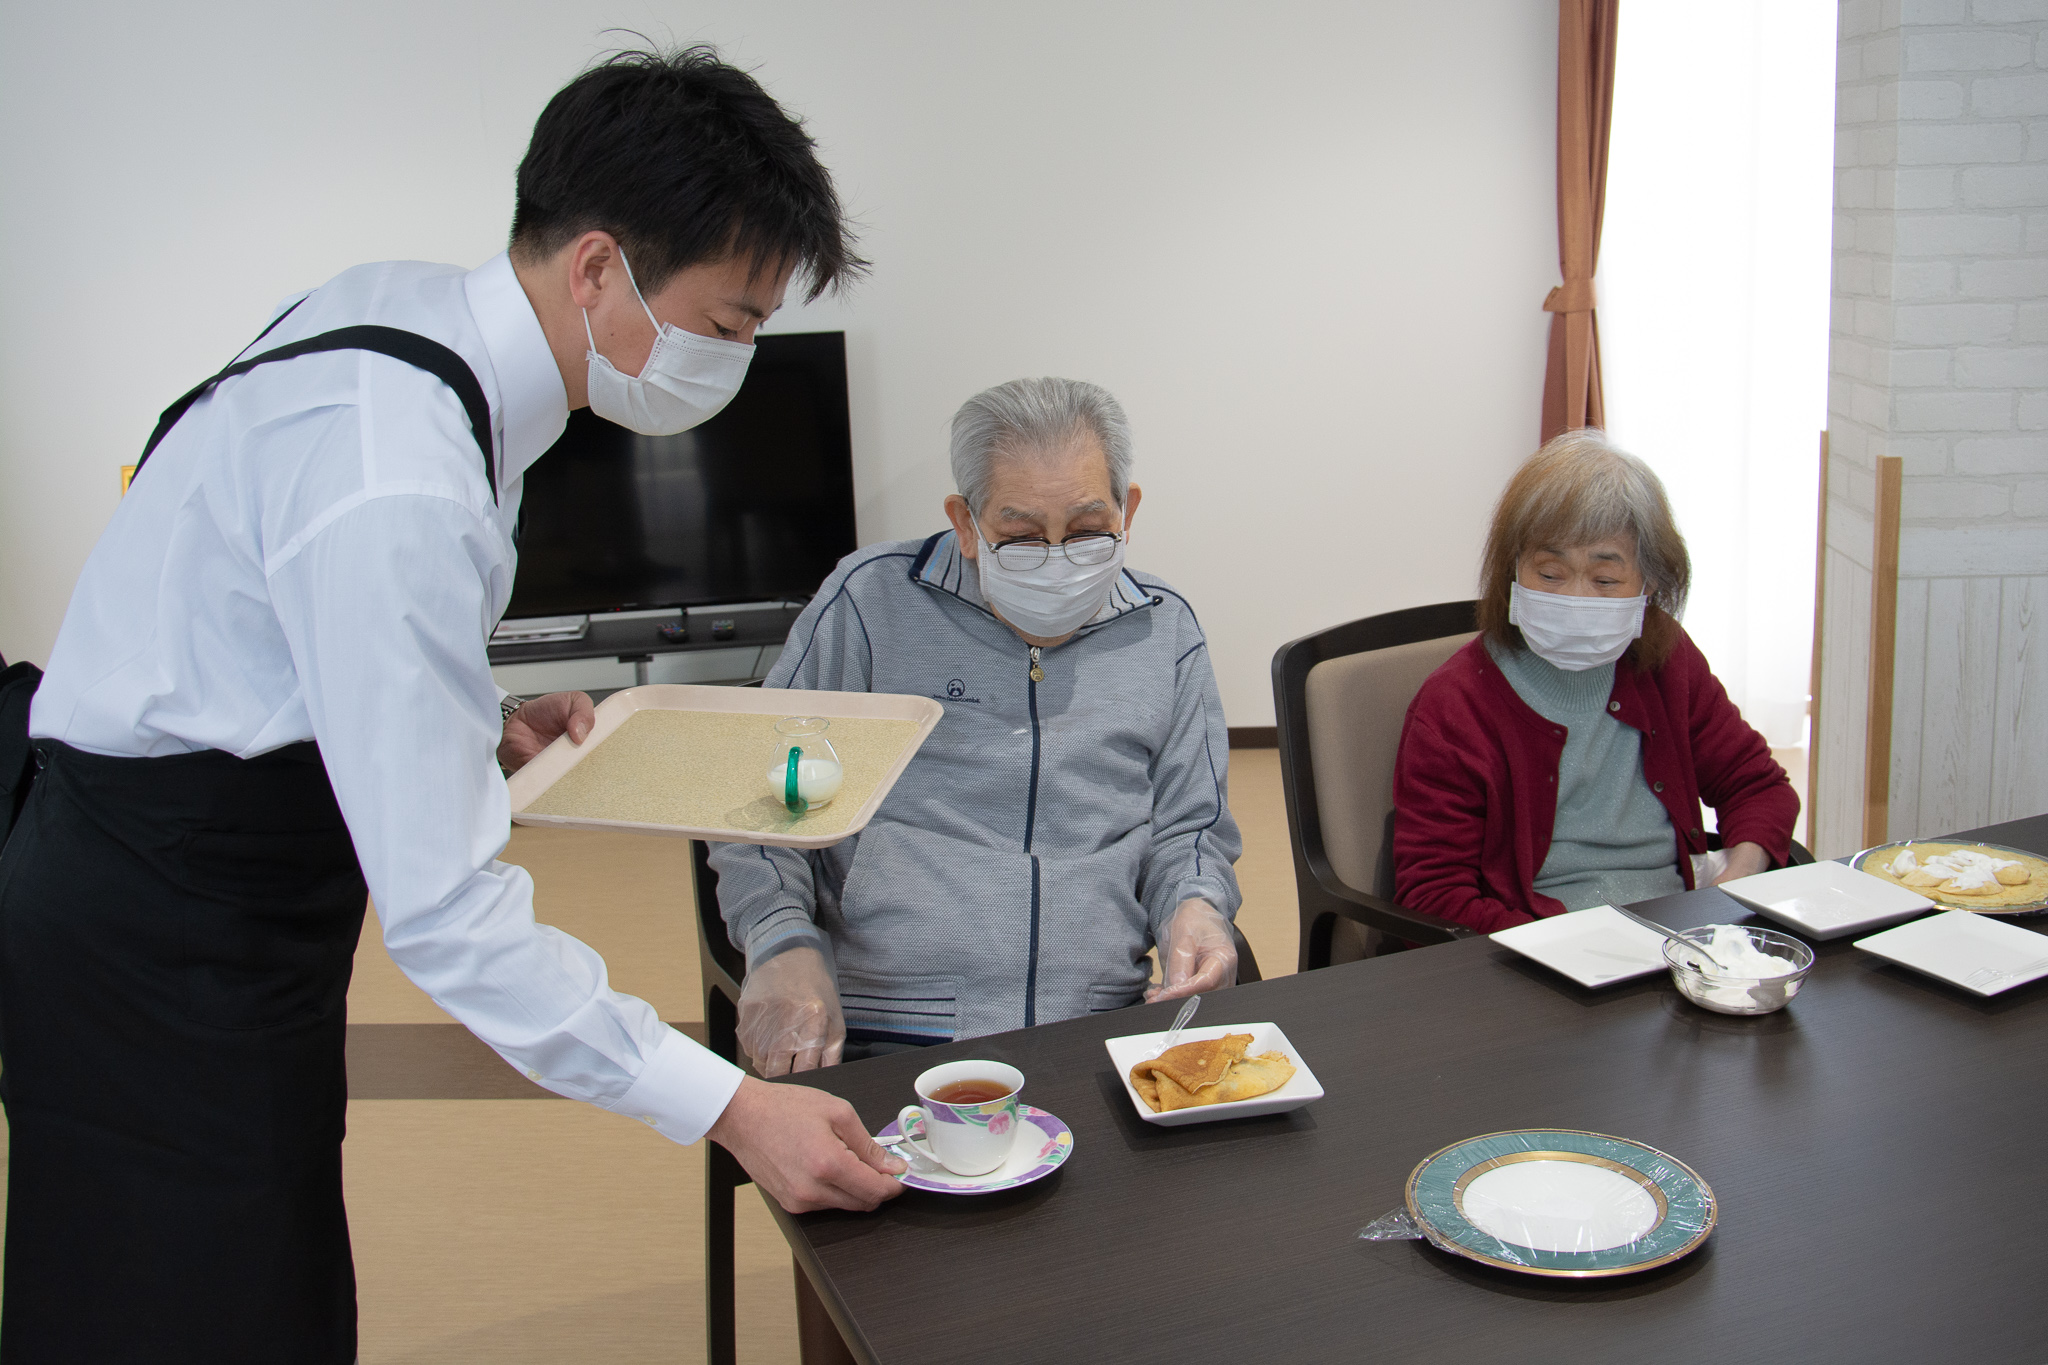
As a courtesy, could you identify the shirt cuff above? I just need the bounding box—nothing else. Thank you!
[603,1026,746,1147]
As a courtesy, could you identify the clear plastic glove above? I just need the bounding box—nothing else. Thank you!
[1145,898,1238,1004]
[737,944,845,1077]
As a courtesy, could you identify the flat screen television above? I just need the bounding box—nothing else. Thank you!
[504,330,856,619]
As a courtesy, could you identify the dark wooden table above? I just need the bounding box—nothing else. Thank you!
[772,815,2048,1365]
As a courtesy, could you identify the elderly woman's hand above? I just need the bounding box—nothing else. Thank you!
[1711,841,1771,885]
[1146,899,1238,1003]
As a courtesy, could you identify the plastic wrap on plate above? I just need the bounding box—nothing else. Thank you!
[1359,1128,1716,1277]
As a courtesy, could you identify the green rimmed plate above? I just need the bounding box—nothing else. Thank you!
[1405,1129,1716,1277]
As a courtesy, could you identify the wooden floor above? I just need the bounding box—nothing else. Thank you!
[0,744,1807,1357]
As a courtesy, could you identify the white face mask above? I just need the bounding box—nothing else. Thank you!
[1509,580,1647,671]
[583,248,754,436]
[970,513,1128,639]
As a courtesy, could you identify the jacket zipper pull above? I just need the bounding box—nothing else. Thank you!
[1028,645,1044,683]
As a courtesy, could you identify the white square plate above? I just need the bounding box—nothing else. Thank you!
[1489,905,1669,988]
[1854,910,2048,997]
[1717,860,1934,940]
[1102,1022,1323,1127]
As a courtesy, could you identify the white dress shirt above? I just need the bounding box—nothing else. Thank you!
[32,253,744,1144]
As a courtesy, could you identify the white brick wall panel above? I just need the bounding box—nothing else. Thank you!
[1970,0,2048,19]
[1900,524,2048,574]
[1905,30,2036,71]
[2019,300,2048,340]
[1857,379,1896,426]
[1895,166,1960,207]
[1842,0,1883,35]
[1867,33,1905,76]
[1893,212,2025,254]
[1962,165,2048,207]
[1832,295,1861,334]
[2030,213,2048,251]
[1906,478,2016,516]
[1896,122,2026,164]
[1907,0,1969,17]
[1896,389,2019,429]
[1840,41,1864,85]
[1971,72,2048,118]
[1960,257,2048,295]
[1840,83,1884,124]
[2022,391,2048,427]
[1894,302,2016,344]
[1895,260,1959,297]
[1891,436,1954,473]
[1839,166,1880,208]
[1839,254,1879,296]
[1956,344,2048,385]
[2013,479,2048,516]
[1893,347,1958,385]
[1857,296,1900,339]
[1955,434,2048,471]
[1897,79,1970,118]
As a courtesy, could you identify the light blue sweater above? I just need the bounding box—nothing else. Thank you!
[1487,640,1684,911]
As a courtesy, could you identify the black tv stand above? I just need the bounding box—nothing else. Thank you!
[487,603,804,685]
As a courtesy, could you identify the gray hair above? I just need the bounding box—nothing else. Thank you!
[949,377,1134,517]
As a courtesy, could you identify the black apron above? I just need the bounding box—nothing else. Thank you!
[0,313,494,1363]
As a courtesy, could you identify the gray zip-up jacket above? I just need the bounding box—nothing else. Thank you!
[709,530,1242,1045]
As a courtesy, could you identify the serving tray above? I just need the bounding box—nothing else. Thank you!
[507,684,943,848]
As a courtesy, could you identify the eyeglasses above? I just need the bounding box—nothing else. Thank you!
[988,531,1123,571]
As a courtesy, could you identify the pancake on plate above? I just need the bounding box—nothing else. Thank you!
[1129,1032,1297,1113]
[1855,841,2048,913]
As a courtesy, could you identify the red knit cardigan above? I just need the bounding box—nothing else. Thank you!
[1391,630,1798,934]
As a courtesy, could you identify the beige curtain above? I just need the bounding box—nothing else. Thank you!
[1541,0,1620,444]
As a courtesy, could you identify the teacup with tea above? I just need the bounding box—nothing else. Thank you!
[895,1060,1024,1176]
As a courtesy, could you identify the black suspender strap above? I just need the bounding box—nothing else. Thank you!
[132,308,497,504]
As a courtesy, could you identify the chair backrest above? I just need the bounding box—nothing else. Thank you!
[1273,602,1477,967]
[691,839,746,1004]
[1305,632,1475,898]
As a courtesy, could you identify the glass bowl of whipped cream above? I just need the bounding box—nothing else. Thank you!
[1661,924,1815,1016]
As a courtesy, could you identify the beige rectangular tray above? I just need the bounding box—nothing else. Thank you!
[507,685,943,848]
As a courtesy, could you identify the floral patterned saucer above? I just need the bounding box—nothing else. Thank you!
[877,1104,1074,1195]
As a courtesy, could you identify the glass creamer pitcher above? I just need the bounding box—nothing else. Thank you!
[766,716,844,813]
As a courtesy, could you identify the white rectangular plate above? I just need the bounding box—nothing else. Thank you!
[1490,905,1669,988]
[1103,1022,1323,1127]
[505,684,942,848]
[1718,860,1934,940]
[1854,910,2048,997]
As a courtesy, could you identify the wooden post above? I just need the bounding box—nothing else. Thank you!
[1807,431,1828,850]
[1862,455,1903,849]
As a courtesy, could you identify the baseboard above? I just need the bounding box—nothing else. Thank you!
[1227,726,1277,748]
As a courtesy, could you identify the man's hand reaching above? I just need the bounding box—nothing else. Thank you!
[498,691,595,773]
[708,1077,907,1213]
[1145,898,1238,1004]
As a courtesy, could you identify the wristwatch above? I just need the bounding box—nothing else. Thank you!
[500,694,524,725]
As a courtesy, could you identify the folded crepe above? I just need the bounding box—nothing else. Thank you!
[1130,1032,1297,1113]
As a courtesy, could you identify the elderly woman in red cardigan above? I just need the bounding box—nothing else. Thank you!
[1392,430,1799,934]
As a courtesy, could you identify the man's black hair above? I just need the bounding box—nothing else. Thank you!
[511,45,864,301]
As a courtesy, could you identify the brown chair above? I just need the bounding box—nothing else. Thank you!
[689,836,1263,1365]
[1271,601,1481,970]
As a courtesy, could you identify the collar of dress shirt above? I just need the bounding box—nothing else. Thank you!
[463,252,569,487]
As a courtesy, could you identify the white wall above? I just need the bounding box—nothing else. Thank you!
[0,0,1558,726]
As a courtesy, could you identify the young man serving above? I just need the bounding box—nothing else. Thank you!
[0,48,902,1364]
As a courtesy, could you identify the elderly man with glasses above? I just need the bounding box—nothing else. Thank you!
[709,377,1243,1075]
